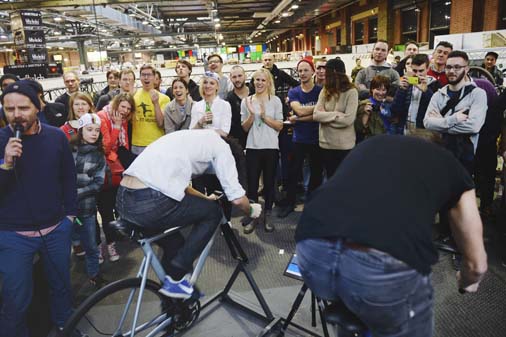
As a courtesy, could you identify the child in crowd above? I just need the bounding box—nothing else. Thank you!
[71,113,106,285]
[61,92,95,256]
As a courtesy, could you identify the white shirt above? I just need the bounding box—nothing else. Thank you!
[190,97,232,134]
[124,129,245,202]
[407,86,423,123]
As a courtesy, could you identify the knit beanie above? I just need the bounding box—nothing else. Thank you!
[1,80,41,111]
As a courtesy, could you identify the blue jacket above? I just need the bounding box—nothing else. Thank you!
[391,85,434,129]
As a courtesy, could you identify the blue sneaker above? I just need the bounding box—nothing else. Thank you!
[159,274,194,299]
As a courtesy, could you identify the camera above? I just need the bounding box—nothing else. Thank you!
[407,76,419,85]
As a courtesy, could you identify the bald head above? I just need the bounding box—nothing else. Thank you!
[262,53,274,70]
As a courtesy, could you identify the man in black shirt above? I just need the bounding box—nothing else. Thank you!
[225,65,252,148]
[296,135,487,337]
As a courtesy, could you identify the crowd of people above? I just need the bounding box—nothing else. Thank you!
[0,40,505,336]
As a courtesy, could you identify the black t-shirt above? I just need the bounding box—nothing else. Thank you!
[295,135,474,275]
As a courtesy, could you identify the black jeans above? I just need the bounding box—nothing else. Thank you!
[320,148,350,179]
[475,142,498,210]
[246,149,279,210]
[116,186,222,273]
[96,187,118,245]
[286,142,323,206]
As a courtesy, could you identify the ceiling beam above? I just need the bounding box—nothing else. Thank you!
[0,0,158,10]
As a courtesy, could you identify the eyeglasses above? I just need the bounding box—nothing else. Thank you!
[444,65,466,72]
[140,73,154,78]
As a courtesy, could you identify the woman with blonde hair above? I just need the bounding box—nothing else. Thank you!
[190,71,231,137]
[241,68,283,234]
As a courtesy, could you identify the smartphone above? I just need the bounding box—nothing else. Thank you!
[407,76,419,85]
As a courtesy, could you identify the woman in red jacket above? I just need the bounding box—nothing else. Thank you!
[96,92,135,263]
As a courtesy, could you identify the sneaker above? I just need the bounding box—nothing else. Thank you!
[73,244,86,257]
[263,210,274,233]
[107,242,120,262]
[98,244,105,265]
[433,235,459,254]
[159,274,194,299]
[243,218,257,235]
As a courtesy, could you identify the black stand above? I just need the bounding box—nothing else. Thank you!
[258,283,329,337]
[201,223,275,324]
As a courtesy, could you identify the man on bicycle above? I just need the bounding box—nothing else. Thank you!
[116,129,261,299]
[296,135,487,337]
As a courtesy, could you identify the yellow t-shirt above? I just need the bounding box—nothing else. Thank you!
[132,90,170,147]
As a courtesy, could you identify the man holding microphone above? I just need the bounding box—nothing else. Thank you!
[0,81,77,337]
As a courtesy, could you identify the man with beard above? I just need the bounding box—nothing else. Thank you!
[355,40,400,97]
[226,65,252,148]
[166,60,201,101]
[277,59,323,218]
[0,81,77,336]
[424,50,487,258]
[132,65,170,154]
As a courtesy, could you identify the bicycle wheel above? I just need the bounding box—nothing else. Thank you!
[61,277,171,337]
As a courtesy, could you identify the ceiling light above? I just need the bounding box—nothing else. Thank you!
[197,17,210,21]
[274,19,281,23]
[0,34,7,39]
[221,42,226,46]
[54,17,62,22]
[212,9,218,13]
[215,23,221,28]
[281,12,289,17]
[291,4,299,9]
[142,20,149,25]
[214,18,220,22]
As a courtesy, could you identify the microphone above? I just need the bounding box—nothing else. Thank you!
[13,124,24,167]
[14,123,24,139]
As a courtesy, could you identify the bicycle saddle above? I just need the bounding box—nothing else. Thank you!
[109,218,144,239]
[324,300,368,333]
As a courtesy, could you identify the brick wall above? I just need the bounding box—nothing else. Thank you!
[450,0,474,33]
[483,0,500,31]
[419,0,430,44]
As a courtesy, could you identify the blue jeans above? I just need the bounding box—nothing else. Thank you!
[0,219,73,337]
[296,238,434,337]
[116,186,222,273]
[76,215,100,278]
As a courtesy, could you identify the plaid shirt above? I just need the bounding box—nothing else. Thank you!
[73,143,106,217]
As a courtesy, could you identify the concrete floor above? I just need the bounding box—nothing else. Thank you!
[63,201,506,337]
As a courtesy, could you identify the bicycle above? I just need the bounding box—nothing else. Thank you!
[60,195,274,337]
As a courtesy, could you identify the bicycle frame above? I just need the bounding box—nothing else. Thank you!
[113,219,223,337]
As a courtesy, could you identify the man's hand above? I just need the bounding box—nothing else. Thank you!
[457,271,481,293]
[149,89,159,104]
[399,77,410,90]
[4,137,22,167]
[250,203,262,218]
[288,115,298,124]
[416,75,428,92]
[454,110,469,123]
